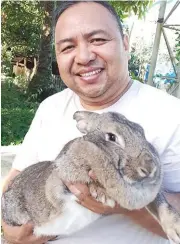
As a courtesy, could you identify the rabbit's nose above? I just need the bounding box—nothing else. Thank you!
[137,166,157,178]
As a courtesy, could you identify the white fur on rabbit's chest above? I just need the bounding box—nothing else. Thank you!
[33,195,100,236]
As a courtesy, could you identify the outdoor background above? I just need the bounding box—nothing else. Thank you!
[1,0,180,146]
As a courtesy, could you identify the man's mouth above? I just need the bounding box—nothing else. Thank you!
[79,69,102,77]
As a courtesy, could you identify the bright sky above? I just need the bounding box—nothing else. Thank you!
[125,0,180,74]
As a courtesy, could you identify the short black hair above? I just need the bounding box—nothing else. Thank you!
[54,1,124,37]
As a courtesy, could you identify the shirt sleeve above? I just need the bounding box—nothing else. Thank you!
[12,103,44,171]
[161,124,180,193]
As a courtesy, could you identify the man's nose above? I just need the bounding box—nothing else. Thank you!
[75,43,96,65]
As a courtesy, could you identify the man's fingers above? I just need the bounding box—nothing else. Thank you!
[64,181,121,215]
[88,170,97,180]
[23,223,57,243]
[77,195,113,214]
[15,222,34,241]
[2,220,56,244]
[66,183,82,196]
[20,222,34,234]
[65,182,90,197]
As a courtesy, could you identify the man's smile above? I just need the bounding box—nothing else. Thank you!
[76,69,104,83]
[79,69,102,77]
[74,67,104,83]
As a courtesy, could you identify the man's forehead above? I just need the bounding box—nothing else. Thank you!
[57,2,110,18]
[55,2,118,32]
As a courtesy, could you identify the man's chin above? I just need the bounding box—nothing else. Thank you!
[77,88,106,99]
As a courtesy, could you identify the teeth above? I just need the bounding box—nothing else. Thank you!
[80,69,101,77]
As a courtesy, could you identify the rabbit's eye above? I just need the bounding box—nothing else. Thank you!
[106,133,117,142]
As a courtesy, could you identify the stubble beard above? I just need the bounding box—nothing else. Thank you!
[75,80,112,99]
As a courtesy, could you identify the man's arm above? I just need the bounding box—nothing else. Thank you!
[115,206,167,238]
[2,168,21,192]
[124,192,180,238]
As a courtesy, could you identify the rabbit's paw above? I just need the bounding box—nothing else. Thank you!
[159,203,180,244]
[89,183,115,208]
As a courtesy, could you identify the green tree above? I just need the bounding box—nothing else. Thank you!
[28,1,56,102]
[1,1,44,57]
[1,1,44,77]
[110,1,153,19]
[128,47,141,79]
[175,32,180,62]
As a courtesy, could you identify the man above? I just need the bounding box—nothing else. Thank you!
[2,1,180,244]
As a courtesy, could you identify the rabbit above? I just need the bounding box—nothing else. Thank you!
[1,111,180,244]
[74,111,180,244]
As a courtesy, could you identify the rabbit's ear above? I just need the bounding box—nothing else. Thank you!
[76,119,88,134]
[73,111,97,122]
[73,111,99,134]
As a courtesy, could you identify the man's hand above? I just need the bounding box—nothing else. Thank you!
[66,170,167,239]
[67,181,125,214]
[2,220,56,244]
[66,170,127,215]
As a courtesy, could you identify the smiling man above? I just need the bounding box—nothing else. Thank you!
[2,1,180,244]
[55,2,130,109]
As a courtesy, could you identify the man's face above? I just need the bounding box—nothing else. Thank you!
[55,2,129,102]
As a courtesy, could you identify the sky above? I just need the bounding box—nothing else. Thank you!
[125,0,180,75]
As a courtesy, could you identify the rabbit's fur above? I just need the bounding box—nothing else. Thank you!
[2,111,180,243]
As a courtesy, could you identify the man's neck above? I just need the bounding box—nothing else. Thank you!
[80,79,133,111]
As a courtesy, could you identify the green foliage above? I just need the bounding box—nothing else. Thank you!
[1,0,44,56]
[175,32,180,62]
[109,1,153,19]
[1,78,39,145]
[2,108,36,145]
[129,51,140,77]
[1,45,14,76]
[128,50,144,83]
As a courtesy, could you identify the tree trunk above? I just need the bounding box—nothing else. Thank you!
[28,1,55,101]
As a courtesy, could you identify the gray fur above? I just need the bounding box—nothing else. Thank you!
[1,111,180,243]
[74,111,180,243]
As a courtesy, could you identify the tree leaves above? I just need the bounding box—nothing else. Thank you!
[109,1,154,20]
[1,0,44,56]
[174,32,180,61]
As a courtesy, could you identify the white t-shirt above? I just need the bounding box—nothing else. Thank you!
[13,80,180,192]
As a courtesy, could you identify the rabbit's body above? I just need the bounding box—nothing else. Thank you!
[33,195,99,236]
[2,155,99,236]
[2,156,100,236]
[2,111,180,243]
[2,133,161,236]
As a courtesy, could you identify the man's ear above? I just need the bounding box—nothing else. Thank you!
[123,34,130,60]
[123,34,129,51]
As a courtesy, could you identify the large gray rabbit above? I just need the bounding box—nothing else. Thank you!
[2,111,180,243]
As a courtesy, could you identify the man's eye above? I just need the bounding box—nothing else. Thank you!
[90,38,107,44]
[62,45,74,52]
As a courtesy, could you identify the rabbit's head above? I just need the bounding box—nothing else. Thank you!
[73,111,162,185]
